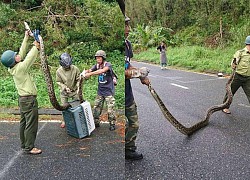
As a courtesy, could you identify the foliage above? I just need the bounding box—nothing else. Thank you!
[0,3,16,28]
[0,0,124,56]
[129,24,174,51]
[126,0,250,48]
[0,0,124,109]
[0,50,124,108]
[133,46,237,74]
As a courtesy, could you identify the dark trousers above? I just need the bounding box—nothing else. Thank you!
[125,101,139,151]
[223,73,250,108]
[18,96,38,151]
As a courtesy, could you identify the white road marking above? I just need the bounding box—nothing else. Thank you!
[149,74,183,80]
[179,78,225,84]
[170,83,189,89]
[149,74,224,83]
[0,122,47,179]
[0,120,61,123]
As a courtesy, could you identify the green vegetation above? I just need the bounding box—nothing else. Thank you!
[134,46,236,74]
[0,49,124,108]
[1,0,249,108]
[126,0,250,48]
[0,0,124,109]
[126,0,249,75]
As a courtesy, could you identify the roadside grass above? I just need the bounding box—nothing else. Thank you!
[0,45,238,109]
[134,46,237,74]
[0,54,124,109]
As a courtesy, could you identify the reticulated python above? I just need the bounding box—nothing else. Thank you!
[38,35,84,111]
[147,68,235,136]
[36,19,234,135]
[115,0,235,136]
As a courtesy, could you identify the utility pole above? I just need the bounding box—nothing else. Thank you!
[220,16,223,39]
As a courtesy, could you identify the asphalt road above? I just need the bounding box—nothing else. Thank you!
[1,61,250,180]
[125,62,250,180]
[0,116,124,180]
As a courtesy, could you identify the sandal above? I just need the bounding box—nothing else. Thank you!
[27,148,42,155]
[222,108,231,114]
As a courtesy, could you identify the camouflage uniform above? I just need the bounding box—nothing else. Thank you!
[125,38,139,151]
[123,0,144,160]
[90,61,116,126]
[125,101,139,151]
[93,95,116,125]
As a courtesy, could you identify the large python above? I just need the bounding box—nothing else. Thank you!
[38,35,84,111]
[117,0,236,135]
[24,21,74,111]
[147,68,235,136]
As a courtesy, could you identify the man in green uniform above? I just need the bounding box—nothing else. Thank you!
[56,53,80,128]
[223,35,250,114]
[1,30,42,154]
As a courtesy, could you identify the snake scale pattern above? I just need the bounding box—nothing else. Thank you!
[37,20,234,135]
[147,69,235,136]
[38,35,84,111]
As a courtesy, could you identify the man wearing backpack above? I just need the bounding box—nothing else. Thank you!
[222,35,250,114]
[84,50,116,131]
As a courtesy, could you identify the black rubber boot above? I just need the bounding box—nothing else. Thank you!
[125,150,143,160]
[109,124,116,131]
[95,123,100,128]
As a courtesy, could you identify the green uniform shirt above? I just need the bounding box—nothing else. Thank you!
[56,65,80,93]
[234,47,250,76]
[8,36,39,96]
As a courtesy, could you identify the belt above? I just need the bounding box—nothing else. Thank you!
[19,95,37,99]
[236,73,249,78]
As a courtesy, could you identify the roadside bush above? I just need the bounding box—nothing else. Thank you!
[0,3,16,28]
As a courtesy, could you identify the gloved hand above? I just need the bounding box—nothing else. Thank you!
[80,69,86,77]
[33,29,40,43]
[126,67,150,79]
[65,87,72,93]
[140,77,150,85]
[139,67,150,78]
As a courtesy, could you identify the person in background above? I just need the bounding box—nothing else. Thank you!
[157,41,167,69]
[56,53,80,128]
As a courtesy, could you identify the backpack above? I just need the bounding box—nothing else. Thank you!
[96,61,118,86]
